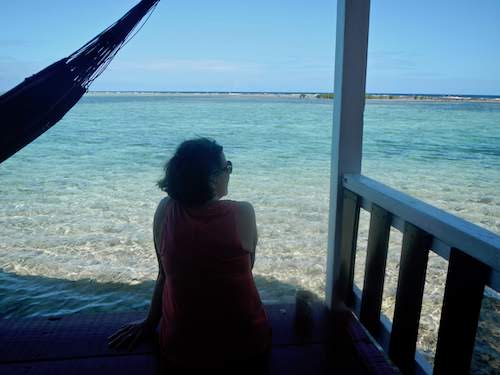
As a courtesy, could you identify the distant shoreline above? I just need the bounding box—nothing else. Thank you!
[86,91,500,103]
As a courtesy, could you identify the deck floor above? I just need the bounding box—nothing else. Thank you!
[0,303,390,374]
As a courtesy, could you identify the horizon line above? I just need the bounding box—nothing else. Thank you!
[85,90,500,98]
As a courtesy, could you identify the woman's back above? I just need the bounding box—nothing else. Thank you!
[157,198,271,368]
[108,139,271,372]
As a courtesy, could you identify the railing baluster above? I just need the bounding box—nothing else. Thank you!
[338,176,499,373]
[360,204,391,336]
[337,189,360,307]
[433,248,488,374]
[389,223,431,373]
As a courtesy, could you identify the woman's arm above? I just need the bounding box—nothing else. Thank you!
[144,198,169,327]
[236,201,258,269]
[143,255,165,328]
[108,198,169,350]
[107,269,164,350]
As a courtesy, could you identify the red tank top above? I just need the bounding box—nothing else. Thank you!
[158,199,271,367]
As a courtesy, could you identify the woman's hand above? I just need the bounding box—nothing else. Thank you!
[107,319,155,351]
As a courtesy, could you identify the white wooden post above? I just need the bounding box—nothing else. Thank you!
[325,0,370,309]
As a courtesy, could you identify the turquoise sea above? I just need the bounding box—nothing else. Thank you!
[0,93,499,371]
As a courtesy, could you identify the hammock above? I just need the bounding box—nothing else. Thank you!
[0,0,160,164]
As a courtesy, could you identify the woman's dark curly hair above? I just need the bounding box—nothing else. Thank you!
[158,138,224,206]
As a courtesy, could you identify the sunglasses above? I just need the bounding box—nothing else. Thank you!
[221,160,232,174]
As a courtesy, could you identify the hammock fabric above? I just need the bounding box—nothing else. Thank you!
[0,0,160,164]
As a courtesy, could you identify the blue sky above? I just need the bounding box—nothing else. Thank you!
[1,0,499,94]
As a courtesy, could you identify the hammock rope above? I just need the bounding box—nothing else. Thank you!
[0,0,160,164]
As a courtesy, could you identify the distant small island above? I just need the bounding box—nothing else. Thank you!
[313,93,500,102]
[85,91,500,103]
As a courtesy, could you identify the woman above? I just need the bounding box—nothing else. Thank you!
[108,138,271,372]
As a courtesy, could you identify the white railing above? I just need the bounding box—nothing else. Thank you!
[344,174,500,290]
[334,173,499,374]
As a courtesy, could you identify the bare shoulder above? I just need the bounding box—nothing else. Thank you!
[153,196,171,248]
[234,201,256,222]
[233,201,257,253]
[159,196,172,210]
[154,196,171,220]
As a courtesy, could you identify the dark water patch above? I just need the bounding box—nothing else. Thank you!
[0,270,303,319]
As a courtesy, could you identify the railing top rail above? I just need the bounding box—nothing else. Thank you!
[343,174,500,274]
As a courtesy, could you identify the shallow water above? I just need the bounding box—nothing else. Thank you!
[1,93,499,372]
